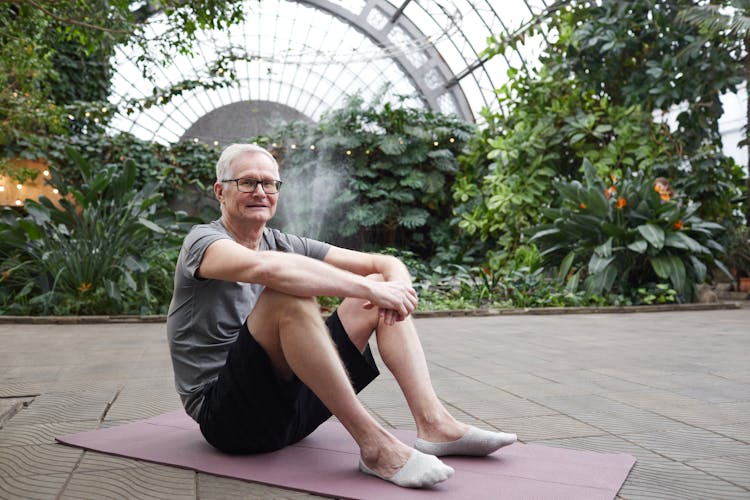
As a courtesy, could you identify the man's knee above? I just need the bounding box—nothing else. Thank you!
[250,288,320,326]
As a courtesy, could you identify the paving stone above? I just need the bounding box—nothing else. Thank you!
[0,397,33,427]
[0,420,97,446]
[622,428,750,462]
[488,414,607,441]
[443,397,557,420]
[0,473,68,499]
[75,450,144,473]
[0,444,82,477]
[706,422,750,443]
[7,391,116,425]
[102,384,183,421]
[0,382,48,398]
[61,464,195,499]
[618,458,750,499]
[687,454,750,490]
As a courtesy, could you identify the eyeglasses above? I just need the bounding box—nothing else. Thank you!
[222,178,283,194]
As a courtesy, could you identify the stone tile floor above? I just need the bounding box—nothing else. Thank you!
[1,305,748,499]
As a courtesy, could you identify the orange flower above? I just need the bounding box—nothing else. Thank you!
[615,197,627,209]
[609,173,617,184]
[579,202,587,209]
[604,185,617,199]
[659,191,671,202]
[78,282,92,292]
[673,220,683,230]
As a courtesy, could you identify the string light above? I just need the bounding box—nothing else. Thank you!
[15,200,22,206]
[433,141,439,146]
[346,150,352,155]
[16,184,22,190]
[213,141,219,146]
[0,186,4,192]
[449,137,455,143]
[290,144,297,149]
[193,138,199,143]
[309,145,315,150]
[43,170,49,177]
[52,189,59,194]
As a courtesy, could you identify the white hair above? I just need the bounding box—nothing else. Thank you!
[215,143,279,182]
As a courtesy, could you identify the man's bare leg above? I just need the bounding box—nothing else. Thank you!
[338,283,516,455]
[247,289,453,486]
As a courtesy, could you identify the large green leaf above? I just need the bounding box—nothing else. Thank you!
[557,251,576,283]
[137,218,166,234]
[650,255,686,293]
[589,253,615,274]
[665,232,708,254]
[637,223,665,250]
[585,262,617,294]
[627,239,648,253]
[594,237,613,258]
[687,255,707,283]
[17,219,44,240]
[529,227,560,242]
[398,208,429,229]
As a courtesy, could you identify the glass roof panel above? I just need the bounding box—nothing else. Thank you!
[109,0,550,143]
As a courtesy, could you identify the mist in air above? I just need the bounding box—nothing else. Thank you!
[272,155,350,242]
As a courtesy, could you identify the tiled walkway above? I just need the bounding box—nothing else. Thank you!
[1,305,749,499]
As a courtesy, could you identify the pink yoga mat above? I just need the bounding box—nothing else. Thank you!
[57,410,635,499]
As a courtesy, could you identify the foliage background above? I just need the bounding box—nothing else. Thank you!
[1,0,748,314]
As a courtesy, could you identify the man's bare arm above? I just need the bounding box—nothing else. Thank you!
[324,246,417,323]
[198,239,417,318]
[323,246,412,284]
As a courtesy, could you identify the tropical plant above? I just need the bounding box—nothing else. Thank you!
[0,147,198,315]
[455,0,747,271]
[263,92,475,256]
[529,159,732,302]
[452,67,674,265]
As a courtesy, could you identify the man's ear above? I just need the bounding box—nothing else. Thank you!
[213,181,224,203]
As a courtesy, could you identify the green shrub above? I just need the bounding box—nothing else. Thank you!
[529,159,732,302]
[0,147,198,315]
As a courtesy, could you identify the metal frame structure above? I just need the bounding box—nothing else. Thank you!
[107,0,552,144]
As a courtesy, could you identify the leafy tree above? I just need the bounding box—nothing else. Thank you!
[456,0,747,270]
[259,93,475,257]
[0,0,245,155]
[676,0,750,221]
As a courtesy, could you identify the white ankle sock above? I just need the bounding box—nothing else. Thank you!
[359,449,454,488]
[414,426,517,457]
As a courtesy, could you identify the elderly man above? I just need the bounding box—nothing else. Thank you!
[167,144,516,488]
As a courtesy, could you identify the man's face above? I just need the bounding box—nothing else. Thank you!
[216,151,280,225]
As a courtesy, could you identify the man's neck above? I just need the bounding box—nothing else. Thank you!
[220,216,265,250]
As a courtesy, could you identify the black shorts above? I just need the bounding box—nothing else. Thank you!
[197,311,379,454]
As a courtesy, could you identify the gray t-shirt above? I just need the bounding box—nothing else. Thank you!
[166,219,331,420]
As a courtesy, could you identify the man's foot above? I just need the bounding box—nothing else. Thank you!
[414,426,517,457]
[359,449,454,488]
